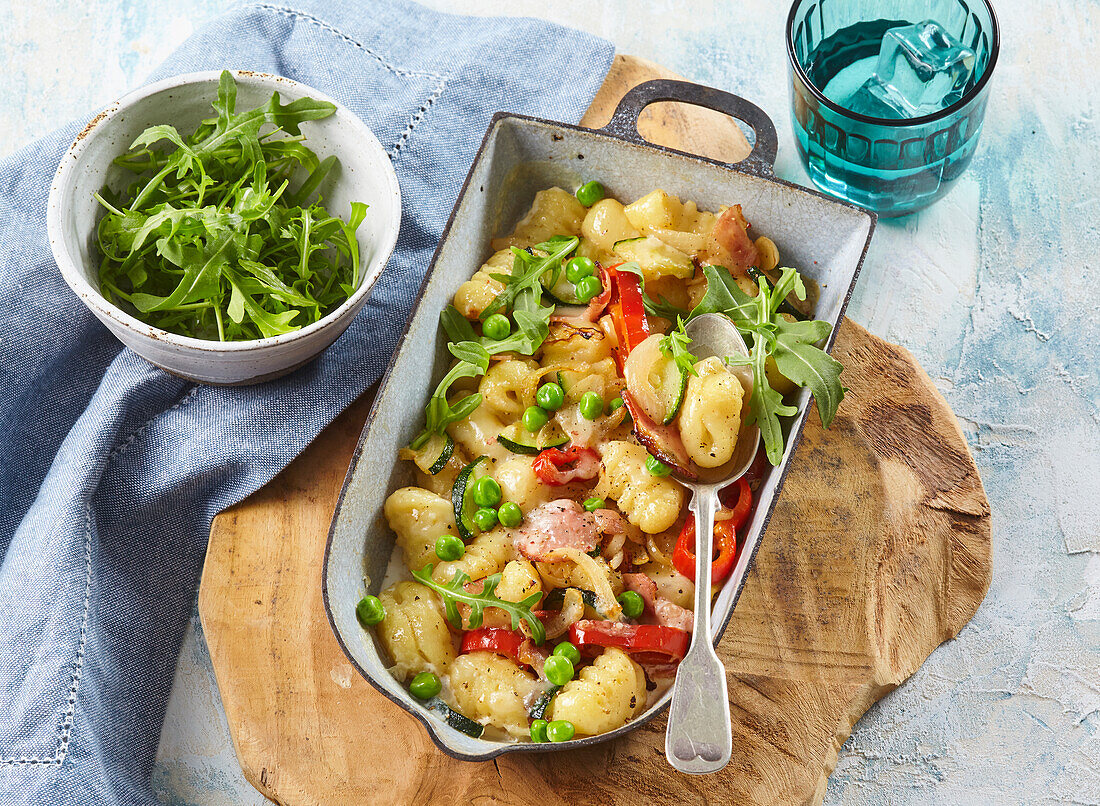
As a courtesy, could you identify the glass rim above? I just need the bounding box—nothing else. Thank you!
[784,0,1001,128]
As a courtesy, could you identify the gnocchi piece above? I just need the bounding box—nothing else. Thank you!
[448,651,541,738]
[755,236,780,272]
[479,358,539,421]
[452,249,510,319]
[384,487,457,570]
[495,454,555,511]
[447,401,510,463]
[377,581,456,681]
[549,647,646,735]
[433,528,513,583]
[623,189,683,232]
[540,321,613,367]
[581,198,640,252]
[595,441,685,534]
[491,187,586,250]
[482,560,543,629]
[679,356,745,468]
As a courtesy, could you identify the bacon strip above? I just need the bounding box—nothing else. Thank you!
[621,390,696,480]
[622,572,695,633]
[513,499,599,561]
[711,204,760,274]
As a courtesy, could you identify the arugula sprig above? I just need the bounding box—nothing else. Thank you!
[659,317,698,378]
[93,70,366,341]
[411,565,546,644]
[717,267,845,465]
[410,341,490,450]
[623,259,843,466]
[411,240,571,447]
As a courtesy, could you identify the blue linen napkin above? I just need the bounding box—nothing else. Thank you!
[0,3,613,803]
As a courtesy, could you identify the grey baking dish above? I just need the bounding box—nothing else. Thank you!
[323,79,876,760]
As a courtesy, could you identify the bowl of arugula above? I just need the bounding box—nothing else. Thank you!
[48,70,401,384]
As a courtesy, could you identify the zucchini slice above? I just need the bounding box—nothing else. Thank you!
[541,587,605,617]
[528,686,561,721]
[623,333,688,425]
[425,697,484,738]
[495,422,569,456]
[541,270,583,305]
[452,455,489,541]
[424,432,454,475]
[656,358,688,425]
[613,235,694,280]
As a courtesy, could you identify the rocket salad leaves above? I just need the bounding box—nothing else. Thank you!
[705,266,845,465]
[410,238,572,449]
[624,261,845,465]
[93,70,367,341]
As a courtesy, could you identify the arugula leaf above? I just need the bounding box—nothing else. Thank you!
[688,264,758,325]
[440,305,477,343]
[411,565,546,644]
[771,318,845,428]
[480,237,577,319]
[411,341,490,449]
[716,270,844,464]
[659,317,698,377]
[480,285,553,356]
[93,70,364,342]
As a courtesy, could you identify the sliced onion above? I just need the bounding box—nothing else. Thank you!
[538,587,585,640]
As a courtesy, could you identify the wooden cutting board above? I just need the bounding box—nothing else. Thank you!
[198,55,991,806]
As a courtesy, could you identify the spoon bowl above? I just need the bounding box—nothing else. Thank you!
[664,313,760,774]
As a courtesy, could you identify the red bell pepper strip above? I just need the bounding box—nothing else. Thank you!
[672,477,752,583]
[608,263,650,366]
[532,445,600,486]
[568,619,690,665]
[460,627,526,663]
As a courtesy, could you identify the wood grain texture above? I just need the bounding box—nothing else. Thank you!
[198,55,991,806]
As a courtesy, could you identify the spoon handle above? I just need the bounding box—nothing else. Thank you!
[664,487,732,774]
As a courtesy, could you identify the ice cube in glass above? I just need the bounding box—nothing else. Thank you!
[846,19,977,119]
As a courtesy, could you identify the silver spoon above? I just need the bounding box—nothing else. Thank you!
[664,313,760,774]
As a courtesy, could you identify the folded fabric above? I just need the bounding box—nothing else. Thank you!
[0,2,613,803]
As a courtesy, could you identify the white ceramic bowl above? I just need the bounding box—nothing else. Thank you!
[47,70,401,385]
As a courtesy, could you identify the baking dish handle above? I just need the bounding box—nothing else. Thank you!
[598,79,778,176]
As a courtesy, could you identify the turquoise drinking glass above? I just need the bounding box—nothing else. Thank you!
[786,0,1000,216]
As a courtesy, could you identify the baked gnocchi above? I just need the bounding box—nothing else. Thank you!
[356,181,838,744]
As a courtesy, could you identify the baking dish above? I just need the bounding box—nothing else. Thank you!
[323,78,875,760]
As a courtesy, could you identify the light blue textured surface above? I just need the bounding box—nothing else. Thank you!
[2,1,1097,804]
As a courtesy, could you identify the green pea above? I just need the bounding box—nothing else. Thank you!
[474,507,499,531]
[575,180,605,207]
[579,391,604,421]
[565,256,596,283]
[646,454,672,477]
[435,534,465,562]
[574,275,603,303]
[483,313,511,340]
[543,654,575,686]
[472,476,502,507]
[523,405,549,433]
[546,719,576,743]
[409,671,442,700]
[553,641,581,667]
[356,595,385,627]
[535,382,565,411]
[618,590,645,619]
[583,497,605,512]
[498,501,523,528]
[607,397,625,414]
[530,719,549,743]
